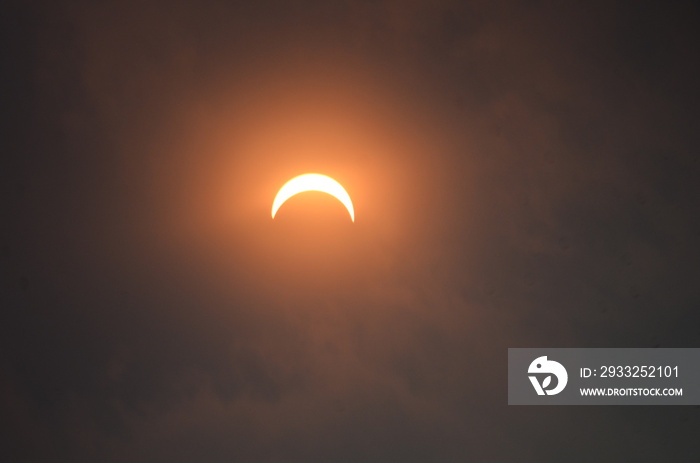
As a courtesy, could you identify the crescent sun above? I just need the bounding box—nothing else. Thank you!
[271,173,355,222]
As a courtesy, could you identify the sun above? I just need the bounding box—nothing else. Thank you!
[271,174,355,222]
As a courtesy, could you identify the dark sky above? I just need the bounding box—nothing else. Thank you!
[2,0,700,461]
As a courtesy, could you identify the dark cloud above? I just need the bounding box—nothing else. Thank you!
[2,0,699,461]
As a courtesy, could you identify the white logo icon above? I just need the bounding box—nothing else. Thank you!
[528,356,568,395]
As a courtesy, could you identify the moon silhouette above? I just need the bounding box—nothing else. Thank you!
[271,174,355,222]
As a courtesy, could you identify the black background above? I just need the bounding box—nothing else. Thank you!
[2,1,699,461]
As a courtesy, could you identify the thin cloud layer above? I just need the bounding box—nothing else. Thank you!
[2,1,699,461]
